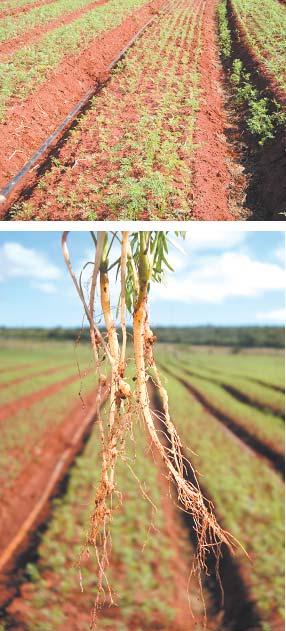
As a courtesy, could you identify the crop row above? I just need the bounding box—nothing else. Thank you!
[0,370,98,493]
[161,370,284,628]
[0,0,51,13]
[0,338,93,368]
[230,0,286,95]
[165,345,285,390]
[0,341,96,490]
[160,347,285,416]
[0,363,81,405]
[0,0,155,120]
[158,353,284,459]
[3,398,195,631]
[0,0,105,44]
[11,0,204,220]
[184,363,284,417]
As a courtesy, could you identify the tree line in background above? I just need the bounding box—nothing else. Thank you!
[0,326,284,349]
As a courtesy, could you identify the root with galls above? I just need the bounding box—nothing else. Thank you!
[62,230,239,628]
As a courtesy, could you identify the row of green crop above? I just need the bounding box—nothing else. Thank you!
[0,341,97,490]
[0,341,93,391]
[0,0,50,12]
[0,363,81,405]
[0,0,106,43]
[230,0,286,94]
[0,370,98,491]
[157,353,284,458]
[0,359,69,386]
[163,345,285,390]
[1,402,193,631]
[217,0,286,146]
[161,370,284,629]
[0,0,154,120]
[11,0,203,220]
[0,338,93,365]
[187,364,283,417]
[159,347,285,417]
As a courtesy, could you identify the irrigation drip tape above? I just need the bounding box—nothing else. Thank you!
[0,2,170,213]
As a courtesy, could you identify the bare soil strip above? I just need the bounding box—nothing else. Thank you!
[192,0,234,220]
[0,379,109,607]
[0,362,73,390]
[150,382,262,630]
[149,432,205,630]
[0,0,165,194]
[0,368,93,423]
[0,0,108,56]
[183,366,284,420]
[160,365,284,479]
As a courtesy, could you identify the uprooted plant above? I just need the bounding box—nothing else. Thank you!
[62,230,238,625]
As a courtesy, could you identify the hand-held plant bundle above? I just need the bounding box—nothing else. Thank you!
[62,231,237,625]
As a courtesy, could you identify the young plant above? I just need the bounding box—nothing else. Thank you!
[62,231,237,625]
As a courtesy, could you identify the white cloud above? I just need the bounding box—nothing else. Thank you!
[153,252,285,303]
[160,231,247,273]
[256,308,286,322]
[275,244,285,265]
[32,282,58,295]
[185,230,246,251]
[0,242,61,282]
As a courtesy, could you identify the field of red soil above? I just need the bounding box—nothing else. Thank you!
[0,345,206,630]
[0,0,165,193]
[0,1,109,56]
[0,369,109,605]
[0,1,56,20]
[1,0,284,219]
[1,0,238,221]
[0,342,284,630]
[0,367,93,422]
[192,0,232,219]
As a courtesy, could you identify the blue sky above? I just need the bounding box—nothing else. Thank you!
[0,229,284,327]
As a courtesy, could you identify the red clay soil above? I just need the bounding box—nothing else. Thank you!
[151,448,206,630]
[0,0,56,20]
[4,406,203,631]
[0,368,93,423]
[0,0,165,198]
[0,381,109,606]
[192,0,234,220]
[0,362,73,390]
[0,0,108,56]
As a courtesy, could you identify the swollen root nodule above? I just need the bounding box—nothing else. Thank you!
[62,230,237,626]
